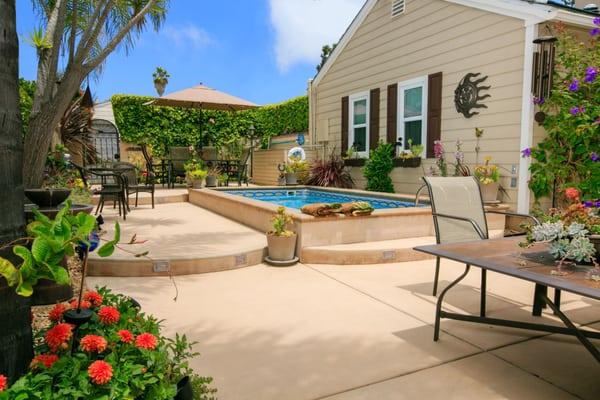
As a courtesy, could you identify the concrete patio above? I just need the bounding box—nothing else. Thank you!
[89,258,600,399]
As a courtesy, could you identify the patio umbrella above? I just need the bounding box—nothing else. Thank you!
[146,84,259,149]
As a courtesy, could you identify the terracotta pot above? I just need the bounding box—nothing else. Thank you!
[25,188,71,207]
[267,233,297,261]
[205,175,217,187]
[479,182,499,203]
[192,179,204,189]
[285,172,298,185]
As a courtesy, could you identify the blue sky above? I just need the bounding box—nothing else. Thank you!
[16,0,363,105]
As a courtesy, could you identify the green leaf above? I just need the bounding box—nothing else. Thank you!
[97,243,115,257]
[31,237,50,262]
[47,264,70,285]
[16,281,34,297]
[0,257,20,286]
[114,222,121,242]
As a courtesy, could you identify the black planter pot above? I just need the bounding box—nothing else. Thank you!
[343,158,366,167]
[174,376,194,400]
[31,279,73,306]
[25,188,71,207]
[393,157,422,168]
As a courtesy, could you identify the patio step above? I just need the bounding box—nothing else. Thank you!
[91,188,189,207]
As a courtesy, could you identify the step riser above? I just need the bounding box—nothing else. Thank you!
[301,248,435,265]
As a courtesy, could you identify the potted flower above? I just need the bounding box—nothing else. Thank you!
[284,157,308,185]
[474,156,500,203]
[521,188,600,278]
[188,169,207,189]
[266,206,297,262]
[343,147,366,167]
[205,165,221,187]
[183,158,204,187]
[394,139,423,168]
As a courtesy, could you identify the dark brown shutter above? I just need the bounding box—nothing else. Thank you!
[386,84,398,145]
[427,72,443,158]
[369,88,380,151]
[341,96,349,156]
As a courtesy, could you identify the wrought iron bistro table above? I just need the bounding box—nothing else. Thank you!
[414,237,600,363]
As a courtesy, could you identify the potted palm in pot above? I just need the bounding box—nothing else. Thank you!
[265,206,298,265]
[474,156,500,203]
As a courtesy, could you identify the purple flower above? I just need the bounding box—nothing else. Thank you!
[585,67,598,83]
[568,79,580,91]
[591,152,600,162]
[597,200,600,208]
[570,106,585,115]
[584,200,594,208]
[433,140,444,159]
[590,28,600,36]
[533,96,545,105]
[521,148,531,158]
[594,17,600,26]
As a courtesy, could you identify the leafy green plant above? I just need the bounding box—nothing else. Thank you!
[0,201,118,297]
[398,139,424,159]
[0,287,216,399]
[269,207,294,237]
[364,142,394,193]
[189,169,207,181]
[526,23,600,203]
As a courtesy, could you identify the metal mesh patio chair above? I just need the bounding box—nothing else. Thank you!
[423,176,547,316]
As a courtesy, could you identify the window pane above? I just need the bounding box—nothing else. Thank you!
[353,99,367,125]
[404,120,422,149]
[404,87,422,118]
[353,127,367,152]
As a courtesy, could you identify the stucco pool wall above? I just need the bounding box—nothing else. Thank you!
[188,186,506,260]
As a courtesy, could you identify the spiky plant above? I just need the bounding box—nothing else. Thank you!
[306,151,354,188]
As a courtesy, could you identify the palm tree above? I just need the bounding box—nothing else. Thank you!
[0,0,32,383]
[22,0,169,188]
[153,67,170,96]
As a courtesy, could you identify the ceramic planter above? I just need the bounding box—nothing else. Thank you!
[285,172,298,185]
[479,182,499,203]
[174,376,194,400]
[267,233,297,261]
[205,175,218,187]
[192,179,204,189]
[25,188,72,207]
[393,157,421,168]
[344,158,366,167]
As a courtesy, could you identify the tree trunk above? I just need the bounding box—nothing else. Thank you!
[0,0,33,384]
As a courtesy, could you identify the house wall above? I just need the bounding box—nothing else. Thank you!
[311,0,528,209]
[252,148,320,185]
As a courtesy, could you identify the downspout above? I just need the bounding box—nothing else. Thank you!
[517,21,538,214]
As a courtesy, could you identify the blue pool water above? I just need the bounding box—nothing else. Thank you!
[222,188,419,209]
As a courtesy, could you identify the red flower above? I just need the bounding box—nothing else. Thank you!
[83,291,103,307]
[98,306,120,325]
[80,335,108,353]
[30,354,59,369]
[45,323,73,352]
[88,360,113,385]
[135,333,157,350]
[0,374,7,391]
[69,299,91,310]
[117,329,134,344]
[48,303,67,322]
[565,187,580,201]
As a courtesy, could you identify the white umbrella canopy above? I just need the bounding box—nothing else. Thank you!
[148,84,258,111]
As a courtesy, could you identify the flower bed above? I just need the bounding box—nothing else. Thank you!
[0,287,216,400]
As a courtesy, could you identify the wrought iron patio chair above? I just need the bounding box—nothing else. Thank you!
[225,148,251,187]
[168,146,191,188]
[112,162,155,209]
[422,176,553,316]
[140,143,168,187]
[72,163,128,220]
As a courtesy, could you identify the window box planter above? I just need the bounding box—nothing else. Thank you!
[393,157,421,168]
[344,158,366,167]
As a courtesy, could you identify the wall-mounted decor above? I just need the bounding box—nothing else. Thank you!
[454,73,491,118]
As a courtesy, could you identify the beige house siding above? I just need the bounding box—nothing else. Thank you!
[312,0,527,209]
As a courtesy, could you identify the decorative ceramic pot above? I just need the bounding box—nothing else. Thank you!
[192,179,204,189]
[25,188,71,207]
[205,175,217,187]
[479,182,499,203]
[285,172,298,185]
[267,233,297,261]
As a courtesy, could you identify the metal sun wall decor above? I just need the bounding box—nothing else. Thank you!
[454,72,491,118]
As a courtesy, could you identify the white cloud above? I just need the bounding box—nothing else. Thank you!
[269,0,364,72]
[163,24,212,49]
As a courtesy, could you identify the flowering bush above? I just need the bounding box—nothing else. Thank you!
[0,287,216,400]
[526,22,600,203]
[430,140,470,177]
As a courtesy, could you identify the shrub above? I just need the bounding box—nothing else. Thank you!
[306,152,354,188]
[364,143,394,193]
[1,287,216,400]
[269,206,294,237]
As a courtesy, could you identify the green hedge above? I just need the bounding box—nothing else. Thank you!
[111,94,308,155]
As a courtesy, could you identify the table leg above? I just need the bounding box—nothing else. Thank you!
[480,268,486,317]
[532,284,547,316]
[434,264,471,341]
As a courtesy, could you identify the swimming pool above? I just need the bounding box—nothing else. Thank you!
[221,188,419,209]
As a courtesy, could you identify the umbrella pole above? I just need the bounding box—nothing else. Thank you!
[198,108,203,158]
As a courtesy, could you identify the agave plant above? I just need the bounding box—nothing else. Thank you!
[306,151,354,188]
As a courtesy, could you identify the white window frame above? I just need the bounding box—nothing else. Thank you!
[349,91,370,158]
[397,76,428,158]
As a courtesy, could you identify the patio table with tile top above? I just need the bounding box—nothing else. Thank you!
[415,237,600,363]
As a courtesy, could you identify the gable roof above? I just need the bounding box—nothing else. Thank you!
[312,0,596,86]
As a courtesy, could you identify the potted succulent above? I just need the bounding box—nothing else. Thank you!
[284,157,308,185]
[188,169,207,189]
[343,147,366,167]
[266,206,297,262]
[205,165,221,187]
[473,156,500,203]
[393,139,423,168]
